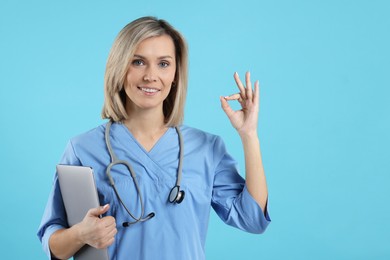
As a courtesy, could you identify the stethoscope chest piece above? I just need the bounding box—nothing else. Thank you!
[169,185,185,204]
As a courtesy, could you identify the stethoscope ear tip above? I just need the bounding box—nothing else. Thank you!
[123,222,130,227]
[122,212,156,227]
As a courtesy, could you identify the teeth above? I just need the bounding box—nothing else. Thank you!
[140,87,158,93]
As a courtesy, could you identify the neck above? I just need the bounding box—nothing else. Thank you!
[123,109,168,152]
[124,104,166,135]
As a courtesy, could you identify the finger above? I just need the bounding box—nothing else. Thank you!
[254,80,260,105]
[95,236,115,249]
[103,224,117,240]
[106,236,116,247]
[88,204,110,217]
[246,71,253,101]
[100,220,117,239]
[224,93,245,107]
[220,96,235,118]
[103,236,116,248]
[107,225,118,238]
[233,72,246,99]
[223,93,241,101]
[101,216,116,227]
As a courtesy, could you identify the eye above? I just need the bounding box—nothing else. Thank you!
[159,61,170,68]
[132,59,144,66]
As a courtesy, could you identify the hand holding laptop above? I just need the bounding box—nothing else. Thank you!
[76,204,117,249]
[54,165,112,260]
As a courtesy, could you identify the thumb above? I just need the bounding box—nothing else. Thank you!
[88,204,110,217]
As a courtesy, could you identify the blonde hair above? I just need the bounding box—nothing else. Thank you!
[101,16,188,126]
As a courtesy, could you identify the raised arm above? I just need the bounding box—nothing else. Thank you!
[220,71,268,211]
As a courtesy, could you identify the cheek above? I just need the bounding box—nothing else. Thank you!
[165,67,177,83]
[124,73,140,94]
[125,71,134,85]
[123,85,132,102]
[164,75,175,85]
[125,68,143,83]
[123,74,137,97]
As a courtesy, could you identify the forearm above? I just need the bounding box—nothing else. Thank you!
[240,131,268,211]
[49,225,84,260]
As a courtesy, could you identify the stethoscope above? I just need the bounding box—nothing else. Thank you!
[105,121,185,227]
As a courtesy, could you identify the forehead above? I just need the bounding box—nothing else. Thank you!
[134,34,175,58]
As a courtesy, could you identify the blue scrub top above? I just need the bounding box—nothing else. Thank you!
[37,122,270,260]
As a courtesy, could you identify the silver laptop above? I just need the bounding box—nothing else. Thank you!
[57,164,109,260]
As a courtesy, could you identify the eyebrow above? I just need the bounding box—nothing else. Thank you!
[133,54,174,60]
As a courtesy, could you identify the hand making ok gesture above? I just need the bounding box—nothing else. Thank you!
[220,71,260,137]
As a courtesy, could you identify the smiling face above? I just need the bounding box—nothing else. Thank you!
[124,34,177,115]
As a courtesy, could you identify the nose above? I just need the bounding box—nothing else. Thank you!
[143,65,157,82]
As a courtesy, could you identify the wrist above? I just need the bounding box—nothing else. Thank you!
[238,130,258,141]
[72,222,87,246]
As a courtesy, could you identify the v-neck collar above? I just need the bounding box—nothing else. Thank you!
[118,123,174,154]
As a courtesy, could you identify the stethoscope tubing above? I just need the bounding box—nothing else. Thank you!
[104,121,183,225]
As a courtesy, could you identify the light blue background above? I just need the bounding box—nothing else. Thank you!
[1,0,389,259]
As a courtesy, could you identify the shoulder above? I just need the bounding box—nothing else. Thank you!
[59,123,108,165]
[179,125,227,153]
[70,123,107,147]
[179,125,220,143]
[178,125,232,168]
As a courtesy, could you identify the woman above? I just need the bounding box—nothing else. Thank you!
[38,16,270,259]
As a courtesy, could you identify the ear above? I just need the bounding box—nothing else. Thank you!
[172,74,178,87]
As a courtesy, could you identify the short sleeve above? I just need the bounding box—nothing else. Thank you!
[37,140,82,258]
[211,136,271,234]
